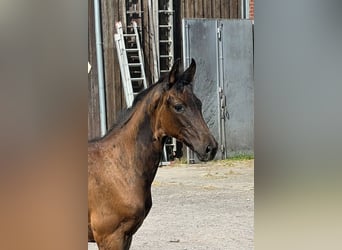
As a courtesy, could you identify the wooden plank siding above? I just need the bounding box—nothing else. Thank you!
[88,0,240,139]
[101,0,118,130]
[88,0,100,140]
[141,0,153,84]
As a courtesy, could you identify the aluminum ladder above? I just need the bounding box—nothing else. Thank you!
[125,0,144,38]
[156,0,174,75]
[114,21,147,107]
[157,0,178,163]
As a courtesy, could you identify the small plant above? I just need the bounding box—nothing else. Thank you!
[224,153,254,161]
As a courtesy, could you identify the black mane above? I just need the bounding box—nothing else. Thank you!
[88,76,167,143]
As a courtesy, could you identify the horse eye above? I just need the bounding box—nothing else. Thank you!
[174,104,185,113]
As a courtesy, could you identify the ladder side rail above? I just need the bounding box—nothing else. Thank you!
[115,22,134,107]
[168,0,174,67]
[157,0,177,163]
[132,21,148,89]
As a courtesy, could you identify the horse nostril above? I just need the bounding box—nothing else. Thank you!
[206,145,212,154]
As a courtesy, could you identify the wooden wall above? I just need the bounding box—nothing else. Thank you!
[88,0,241,139]
[180,0,240,18]
[88,0,100,139]
[88,0,126,139]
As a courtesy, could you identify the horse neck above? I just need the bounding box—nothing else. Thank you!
[119,99,164,176]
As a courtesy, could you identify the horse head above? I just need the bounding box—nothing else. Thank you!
[155,59,218,161]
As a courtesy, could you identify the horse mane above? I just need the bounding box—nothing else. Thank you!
[88,75,168,143]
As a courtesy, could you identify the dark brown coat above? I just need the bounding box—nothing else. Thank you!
[88,59,217,250]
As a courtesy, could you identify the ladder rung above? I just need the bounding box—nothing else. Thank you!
[125,48,139,52]
[127,25,142,29]
[158,10,174,14]
[128,63,142,66]
[159,25,172,28]
[160,70,170,73]
[126,11,144,14]
[159,40,172,43]
[123,34,136,37]
[160,55,173,58]
[131,77,145,81]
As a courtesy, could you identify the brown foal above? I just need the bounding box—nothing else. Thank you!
[88,59,218,250]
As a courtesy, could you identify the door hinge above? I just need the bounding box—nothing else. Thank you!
[217,23,223,41]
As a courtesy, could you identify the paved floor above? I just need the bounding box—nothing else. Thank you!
[89,160,254,250]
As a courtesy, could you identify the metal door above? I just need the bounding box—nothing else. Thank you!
[182,19,254,160]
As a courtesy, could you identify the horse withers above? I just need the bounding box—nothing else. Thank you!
[88,59,218,250]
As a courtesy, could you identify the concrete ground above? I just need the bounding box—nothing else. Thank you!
[88,159,254,250]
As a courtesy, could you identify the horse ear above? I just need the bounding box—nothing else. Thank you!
[168,58,181,88]
[181,58,196,84]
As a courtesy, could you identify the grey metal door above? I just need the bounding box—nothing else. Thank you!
[182,19,254,160]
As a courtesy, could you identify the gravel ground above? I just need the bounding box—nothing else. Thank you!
[88,159,254,250]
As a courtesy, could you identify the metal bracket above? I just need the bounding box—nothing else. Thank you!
[219,87,228,120]
[218,87,227,157]
[217,23,223,41]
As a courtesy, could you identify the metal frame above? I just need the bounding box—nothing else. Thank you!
[157,0,177,164]
[115,21,147,107]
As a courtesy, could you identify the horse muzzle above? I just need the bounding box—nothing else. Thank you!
[179,129,218,162]
[195,140,218,162]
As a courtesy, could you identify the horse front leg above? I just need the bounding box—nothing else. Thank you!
[123,235,132,250]
[90,198,145,249]
[95,231,123,250]
[95,230,132,250]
